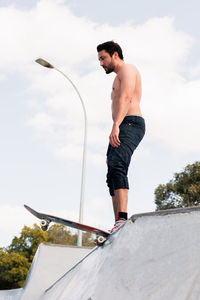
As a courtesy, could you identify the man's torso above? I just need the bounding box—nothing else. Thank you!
[111,64,142,121]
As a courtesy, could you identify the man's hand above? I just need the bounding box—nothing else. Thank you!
[109,124,120,147]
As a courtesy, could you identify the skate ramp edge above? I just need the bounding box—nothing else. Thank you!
[42,206,200,300]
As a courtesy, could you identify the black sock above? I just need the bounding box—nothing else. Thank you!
[118,212,128,220]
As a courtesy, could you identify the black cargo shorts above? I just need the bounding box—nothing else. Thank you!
[106,115,145,196]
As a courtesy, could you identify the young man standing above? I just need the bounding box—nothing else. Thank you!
[97,41,145,232]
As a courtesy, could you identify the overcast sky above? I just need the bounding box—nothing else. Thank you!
[0,0,200,247]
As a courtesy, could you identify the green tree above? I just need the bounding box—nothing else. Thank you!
[7,224,94,262]
[7,224,48,262]
[47,224,94,247]
[82,232,95,247]
[155,161,200,210]
[47,224,77,245]
[0,250,30,289]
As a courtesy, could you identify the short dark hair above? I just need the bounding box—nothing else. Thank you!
[97,41,124,60]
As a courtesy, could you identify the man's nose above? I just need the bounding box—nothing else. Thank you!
[100,61,104,67]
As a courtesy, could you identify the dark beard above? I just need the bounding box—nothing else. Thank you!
[104,64,114,74]
[106,68,113,74]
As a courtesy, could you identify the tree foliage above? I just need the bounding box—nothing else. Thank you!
[1,223,94,289]
[47,224,77,246]
[0,251,30,289]
[7,224,48,262]
[155,161,200,210]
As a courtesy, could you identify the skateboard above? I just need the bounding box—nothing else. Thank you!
[24,205,110,246]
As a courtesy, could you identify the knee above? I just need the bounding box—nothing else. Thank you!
[108,160,127,177]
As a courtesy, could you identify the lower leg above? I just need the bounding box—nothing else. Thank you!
[112,189,128,220]
[115,188,128,213]
[112,195,119,221]
[110,189,128,233]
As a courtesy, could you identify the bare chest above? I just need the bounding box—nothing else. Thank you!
[111,76,120,101]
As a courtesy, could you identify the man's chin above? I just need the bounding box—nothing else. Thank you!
[105,69,113,74]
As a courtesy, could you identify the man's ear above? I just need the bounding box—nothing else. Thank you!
[113,51,119,59]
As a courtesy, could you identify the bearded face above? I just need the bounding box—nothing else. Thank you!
[98,50,115,74]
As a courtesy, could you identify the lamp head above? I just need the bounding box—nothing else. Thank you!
[35,58,54,69]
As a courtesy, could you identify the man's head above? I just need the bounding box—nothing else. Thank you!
[97,41,124,74]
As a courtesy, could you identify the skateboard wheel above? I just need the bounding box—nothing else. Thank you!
[40,219,48,227]
[40,219,49,231]
[97,235,106,246]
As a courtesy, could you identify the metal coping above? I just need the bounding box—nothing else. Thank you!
[130,205,200,222]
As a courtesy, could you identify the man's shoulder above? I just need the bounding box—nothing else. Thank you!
[118,63,138,79]
[123,63,138,72]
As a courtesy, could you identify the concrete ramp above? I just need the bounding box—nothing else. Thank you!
[0,244,91,300]
[0,288,22,300]
[21,244,92,299]
[42,207,200,300]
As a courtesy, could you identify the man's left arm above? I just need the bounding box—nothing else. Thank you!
[109,67,136,147]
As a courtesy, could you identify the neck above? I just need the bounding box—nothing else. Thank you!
[114,60,124,74]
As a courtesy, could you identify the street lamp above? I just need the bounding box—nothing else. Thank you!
[35,58,87,247]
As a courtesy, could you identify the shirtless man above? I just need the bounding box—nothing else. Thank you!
[97,41,145,232]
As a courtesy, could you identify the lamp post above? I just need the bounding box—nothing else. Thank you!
[35,58,87,247]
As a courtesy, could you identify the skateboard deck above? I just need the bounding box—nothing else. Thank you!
[24,204,110,246]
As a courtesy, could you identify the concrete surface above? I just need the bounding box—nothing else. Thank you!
[1,207,200,300]
[0,244,92,300]
[42,207,200,300]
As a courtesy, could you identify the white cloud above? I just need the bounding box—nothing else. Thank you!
[0,0,199,166]
[189,63,200,78]
[0,73,6,81]
[0,205,36,247]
